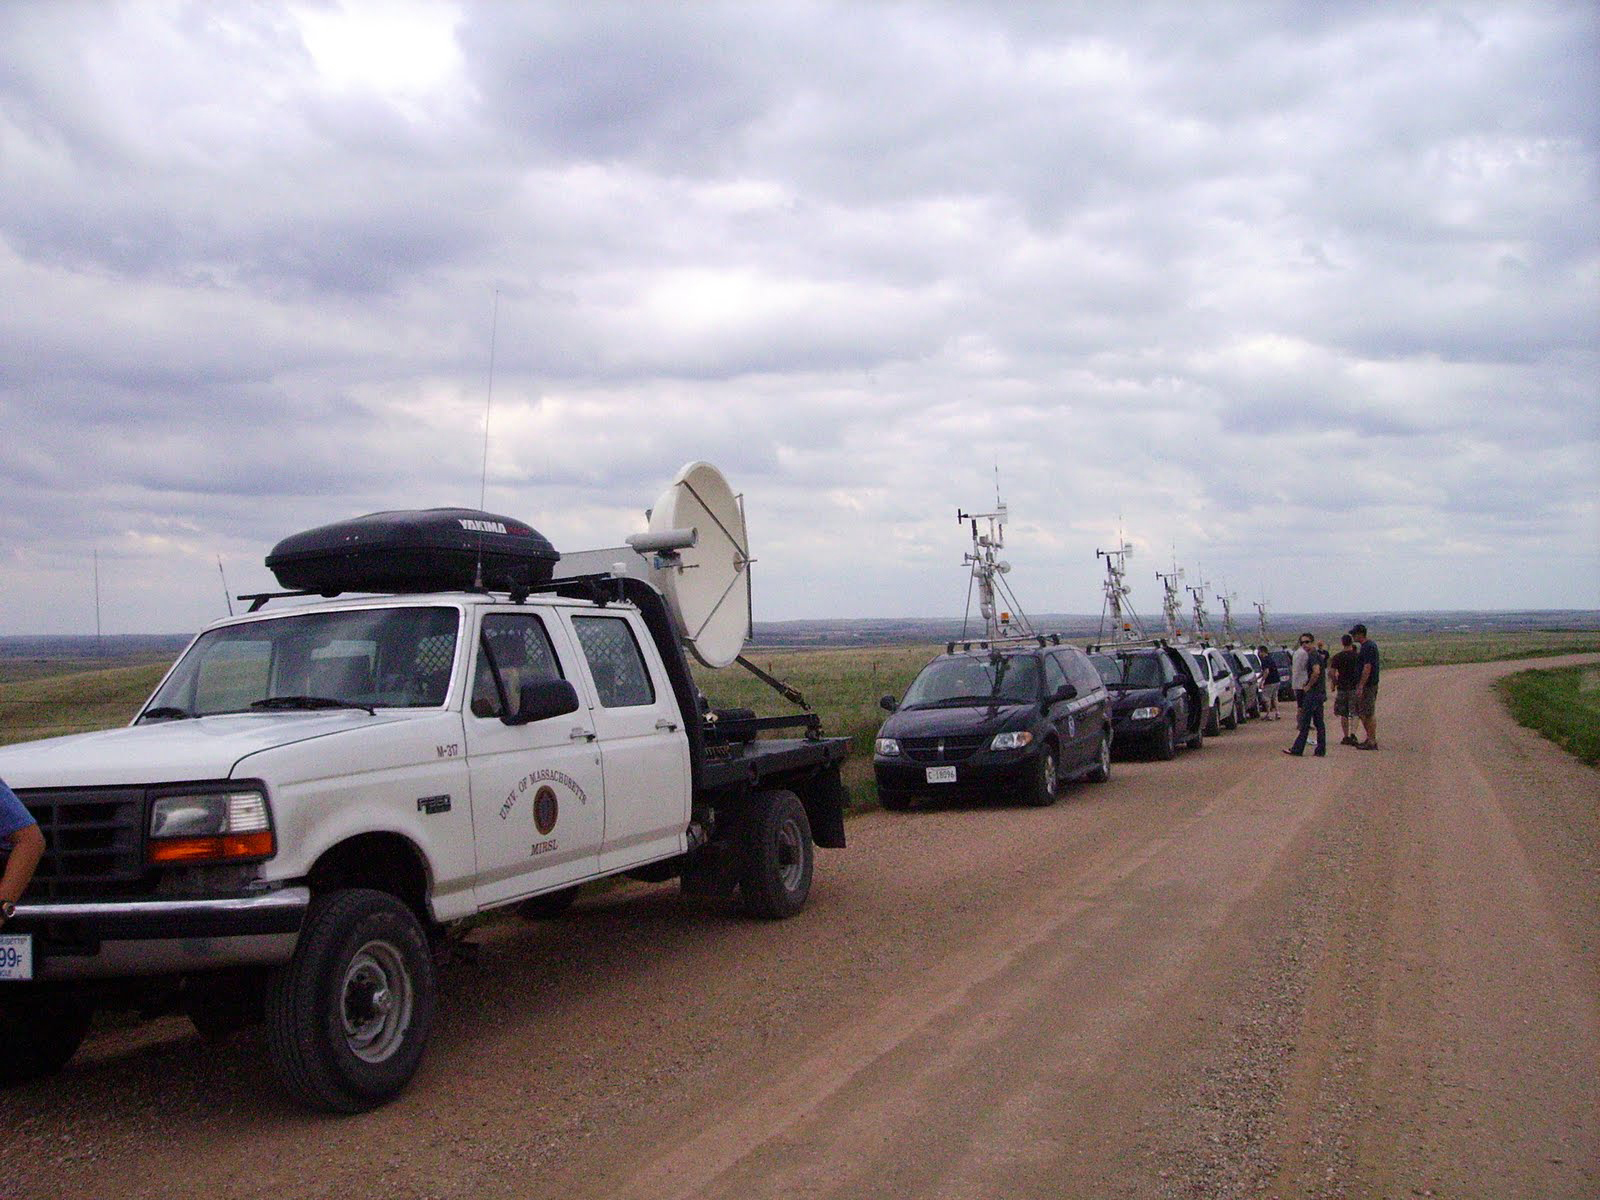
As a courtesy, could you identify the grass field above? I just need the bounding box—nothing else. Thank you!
[1495,664,1600,767]
[2,629,1596,797]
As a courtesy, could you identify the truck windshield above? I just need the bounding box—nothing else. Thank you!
[142,606,460,718]
[900,655,1041,707]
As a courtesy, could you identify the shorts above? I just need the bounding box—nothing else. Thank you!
[1334,688,1355,717]
[1356,685,1377,720]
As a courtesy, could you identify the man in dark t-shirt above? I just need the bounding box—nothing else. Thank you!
[1350,623,1381,749]
[1329,634,1362,745]
[1284,632,1327,757]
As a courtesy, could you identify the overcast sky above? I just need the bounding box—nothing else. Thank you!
[1,1,1595,636]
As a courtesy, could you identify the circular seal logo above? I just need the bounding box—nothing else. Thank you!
[533,785,559,836]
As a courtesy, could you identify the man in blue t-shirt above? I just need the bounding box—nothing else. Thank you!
[1350,623,1381,750]
[0,776,44,929]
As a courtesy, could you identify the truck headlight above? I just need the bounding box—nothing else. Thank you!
[148,786,275,865]
[1131,707,1161,721]
[990,731,1034,751]
[875,738,902,757]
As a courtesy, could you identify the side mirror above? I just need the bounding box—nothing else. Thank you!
[505,678,581,726]
[879,694,898,713]
[1052,683,1078,703]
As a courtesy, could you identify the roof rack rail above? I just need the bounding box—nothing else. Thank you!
[237,570,633,613]
[1085,636,1171,653]
[945,632,1063,655]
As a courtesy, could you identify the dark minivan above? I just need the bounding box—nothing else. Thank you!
[1088,642,1207,759]
[873,638,1112,810]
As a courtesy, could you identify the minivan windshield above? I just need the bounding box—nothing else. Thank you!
[141,606,460,719]
[1091,653,1163,689]
[900,654,1041,708]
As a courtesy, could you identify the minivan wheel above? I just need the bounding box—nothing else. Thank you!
[1205,703,1221,736]
[1223,701,1239,730]
[878,789,913,812]
[1023,745,1059,807]
[1153,717,1177,761]
[1087,732,1112,783]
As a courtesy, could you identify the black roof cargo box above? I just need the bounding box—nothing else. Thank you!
[267,509,559,597]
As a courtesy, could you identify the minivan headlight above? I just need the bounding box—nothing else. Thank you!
[148,786,275,865]
[875,738,902,757]
[990,730,1034,751]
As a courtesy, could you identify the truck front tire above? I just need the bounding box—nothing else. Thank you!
[739,789,814,919]
[0,988,93,1086]
[265,888,436,1112]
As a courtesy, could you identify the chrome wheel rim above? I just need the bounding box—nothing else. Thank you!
[1043,751,1057,794]
[775,817,805,892]
[340,939,413,1064]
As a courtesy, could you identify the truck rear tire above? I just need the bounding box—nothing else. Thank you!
[0,988,93,1086]
[739,789,814,919]
[265,888,436,1112]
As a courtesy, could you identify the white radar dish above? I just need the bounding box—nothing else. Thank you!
[648,461,751,669]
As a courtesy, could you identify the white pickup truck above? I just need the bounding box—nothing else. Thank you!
[0,495,849,1112]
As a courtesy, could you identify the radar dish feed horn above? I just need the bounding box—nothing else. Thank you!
[647,461,751,669]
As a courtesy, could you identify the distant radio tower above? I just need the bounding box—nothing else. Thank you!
[1254,600,1270,643]
[93,548,103,656]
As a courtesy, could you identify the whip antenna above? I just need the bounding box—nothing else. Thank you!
[475,287,501,589]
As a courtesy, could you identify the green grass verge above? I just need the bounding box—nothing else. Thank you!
[1495,665,1600,767]
[0,661,173,747]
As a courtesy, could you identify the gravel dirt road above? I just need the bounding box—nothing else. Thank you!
[5,654,1597,1200]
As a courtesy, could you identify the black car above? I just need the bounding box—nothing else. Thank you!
[1221,647,1262,720]
[1088,643,1207,759]
[873,638,1112,810]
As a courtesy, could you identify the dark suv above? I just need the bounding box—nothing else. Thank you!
[873,637,1112,810]
[1089,642,1207,759]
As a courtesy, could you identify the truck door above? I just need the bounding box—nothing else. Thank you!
[566,611,692,875]
[464,610,605,909]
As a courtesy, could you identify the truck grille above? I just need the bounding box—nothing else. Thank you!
[15,787,148,900]
[900,734,987,763]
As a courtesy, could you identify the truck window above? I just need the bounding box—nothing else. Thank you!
[472,614,564,719]
[572,615,657,708]
[145,606,459,717]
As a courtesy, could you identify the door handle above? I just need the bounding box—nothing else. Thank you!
[655,719,679,733]
[569,727,596,742]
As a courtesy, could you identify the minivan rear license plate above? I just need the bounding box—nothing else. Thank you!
[0,934,32,981]
[925,766,957,784]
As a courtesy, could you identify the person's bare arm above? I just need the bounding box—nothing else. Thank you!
[0,822,45,911]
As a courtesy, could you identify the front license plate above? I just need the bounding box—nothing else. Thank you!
[0,934,32,981]
[925,765,957,784]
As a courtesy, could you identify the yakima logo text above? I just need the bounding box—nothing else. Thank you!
[458,519,508,534]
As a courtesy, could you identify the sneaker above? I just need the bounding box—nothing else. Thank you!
[1356,741,1379,751]
[1341,734,1359,746]
[1314,748,1326,757]
[1282,748,1302,756]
